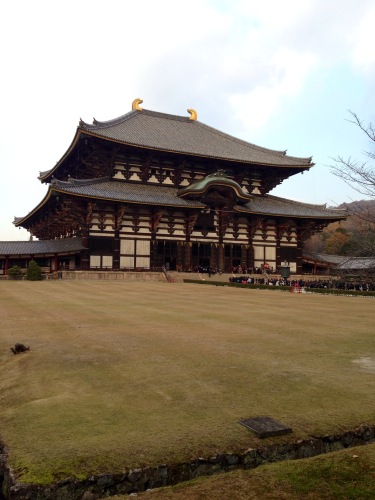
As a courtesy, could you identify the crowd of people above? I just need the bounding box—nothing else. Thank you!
[195,264,374,291]
[228,276,375,291]
[195,264,275,276]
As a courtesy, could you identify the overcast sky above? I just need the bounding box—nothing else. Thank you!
[1,0,374,241]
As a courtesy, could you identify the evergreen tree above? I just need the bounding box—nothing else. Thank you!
[8,265,23,280]
[26,260,43,281]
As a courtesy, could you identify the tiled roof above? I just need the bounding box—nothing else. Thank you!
[236,195,347,219]
[51,178,205,208]
[303,252,348,264]
[49,178,345,219]
[79,108,313,168]
[0,238,86,257]
[338,257,375,270]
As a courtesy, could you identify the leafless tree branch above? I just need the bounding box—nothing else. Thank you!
[330,111,375,199]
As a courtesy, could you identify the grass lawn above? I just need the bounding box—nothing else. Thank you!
[0,281,374,485]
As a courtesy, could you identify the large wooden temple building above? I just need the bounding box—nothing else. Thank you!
[6,100,346,275]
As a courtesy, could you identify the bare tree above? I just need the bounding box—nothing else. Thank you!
[331,111,375,199]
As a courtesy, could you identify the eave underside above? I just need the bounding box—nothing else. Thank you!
[39,135,310,195]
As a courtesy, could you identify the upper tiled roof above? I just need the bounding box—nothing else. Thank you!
[79,108,313,168]
[0,238,86,257]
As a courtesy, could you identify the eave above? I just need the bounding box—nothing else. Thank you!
[79,129,313,171]
[38,128,83,182]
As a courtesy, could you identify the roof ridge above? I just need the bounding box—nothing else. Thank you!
[79,111,137,130]
[79,108,191,131]
[51,176,109,186]
[141,108,190,122]
[264,194,347,211]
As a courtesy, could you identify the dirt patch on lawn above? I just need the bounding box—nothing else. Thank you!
[353,357,375,373]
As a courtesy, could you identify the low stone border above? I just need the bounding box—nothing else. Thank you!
[59,271,165,281]
[1,424,375,499]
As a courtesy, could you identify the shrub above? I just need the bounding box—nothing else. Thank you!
[26,260,43,281]
[8,265,23,280]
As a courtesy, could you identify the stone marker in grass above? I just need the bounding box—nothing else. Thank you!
[239,416,292,438]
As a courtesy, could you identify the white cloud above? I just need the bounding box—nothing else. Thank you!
[228,48,318,130]
[349,4,375,71]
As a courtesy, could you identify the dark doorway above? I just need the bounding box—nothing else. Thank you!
[156,241,178,270]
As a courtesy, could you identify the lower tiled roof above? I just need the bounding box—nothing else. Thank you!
[52,178,205,208]
[238,195,346,219]
[49,178,346,220]
[0,238,86,257]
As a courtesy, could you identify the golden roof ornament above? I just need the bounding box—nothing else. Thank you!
[132,98,143,111]
[187,108,197,121]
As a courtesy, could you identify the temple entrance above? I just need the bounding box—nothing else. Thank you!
[155,240,178,270]
[191,242,211,271]
[224,243,243,273]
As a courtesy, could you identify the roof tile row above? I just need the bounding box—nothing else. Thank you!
[50,178,346,219]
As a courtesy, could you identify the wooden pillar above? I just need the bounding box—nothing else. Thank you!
[54,254,58,272]
[184,212,198,272]
[80,201,94,271]
[217,244,224,273]
[276,221,282,269]
[113,229,120,271]
[241,245,247,270]
[210,243,217,269]
[150,239,157,269]
[177,241,183,271]
[184,242,192,271]
[80,230,90,270]
[149,209,163,270]
[296,226,303,274]
[5,256,9,275]
[247,246,254,272]
[216,208,226,272]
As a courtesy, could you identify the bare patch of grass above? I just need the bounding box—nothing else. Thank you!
[0,281,374,484]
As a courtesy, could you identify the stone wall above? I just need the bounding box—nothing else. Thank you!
[1,425,374,499]
[59,271,165,281]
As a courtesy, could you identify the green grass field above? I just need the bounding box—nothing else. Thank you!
[0,281,374,486]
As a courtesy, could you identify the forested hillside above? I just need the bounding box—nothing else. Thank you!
[304,200,375,256]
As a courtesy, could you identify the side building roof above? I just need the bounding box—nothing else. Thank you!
[302,252,349,265]
[338,257,375,270]
[0,238,86,257]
